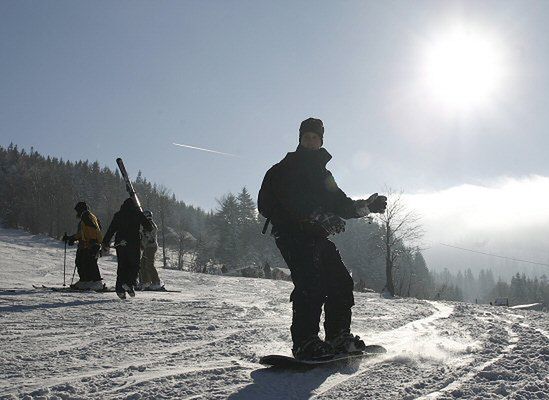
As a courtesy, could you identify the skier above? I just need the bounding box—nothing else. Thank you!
[63,201,104,290]
[102,198,153,299]
[137,210,164,290]
[258,117,387,361]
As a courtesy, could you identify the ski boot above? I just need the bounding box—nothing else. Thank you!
[122,284,135,298]
[292,335,334,361]
[116,291,127,300]
[327,332,366,354]
[88,280,105,291]
[70,280,90,290]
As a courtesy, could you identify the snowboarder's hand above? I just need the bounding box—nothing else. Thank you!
[311,210,346,235]
[367,193,387,214]
[325,214,346,235]
[67,235,76,246]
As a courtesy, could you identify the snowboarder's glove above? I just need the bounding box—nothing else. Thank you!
[116,240,128,247]
[311,210,346,235]
[366,193,387,214]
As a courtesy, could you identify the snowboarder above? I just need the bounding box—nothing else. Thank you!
[137,210,163,290]
[258,117,387,361]
[102,198,153,299]
[63,201,104,290]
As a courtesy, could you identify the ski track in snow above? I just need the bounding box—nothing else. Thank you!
[0,227,547,400]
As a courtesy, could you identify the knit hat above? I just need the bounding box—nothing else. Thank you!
[299,118,324,143]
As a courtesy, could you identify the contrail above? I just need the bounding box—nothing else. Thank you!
[172,142,237,157]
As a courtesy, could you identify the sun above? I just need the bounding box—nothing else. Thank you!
[419,25,506,112]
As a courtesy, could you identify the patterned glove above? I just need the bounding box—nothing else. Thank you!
[310,210,346,235]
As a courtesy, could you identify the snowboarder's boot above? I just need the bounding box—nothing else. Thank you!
[327,332,366,354]
[292,335,334,361]
[122,284,135,298]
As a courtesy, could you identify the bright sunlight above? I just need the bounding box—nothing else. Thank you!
[419,25,506,113]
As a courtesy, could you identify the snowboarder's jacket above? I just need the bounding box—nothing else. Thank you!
[258,146,359,237]
[103,199,153,247]
[74,210,103,249]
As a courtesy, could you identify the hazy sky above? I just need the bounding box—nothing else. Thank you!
[2,1,549,273]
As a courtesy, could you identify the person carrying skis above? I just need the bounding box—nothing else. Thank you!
[258,117,387,361]
[63,201,104,290]
[102,198,153,299]
[137,210,164,290]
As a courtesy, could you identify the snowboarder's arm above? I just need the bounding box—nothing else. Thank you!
[323,172,361,219]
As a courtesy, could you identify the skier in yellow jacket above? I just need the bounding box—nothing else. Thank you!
[63,201,104,290]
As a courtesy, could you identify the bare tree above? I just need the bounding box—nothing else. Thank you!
[375,189,424,297]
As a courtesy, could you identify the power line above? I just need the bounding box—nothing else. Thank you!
[438,242,549,268]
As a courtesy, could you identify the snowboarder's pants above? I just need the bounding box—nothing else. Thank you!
[115,244,141,292]
[139,246,160,284]
[275,234,355,347]
[75,247,102,282]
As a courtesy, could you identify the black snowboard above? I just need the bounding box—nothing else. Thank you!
[260,344,386,368]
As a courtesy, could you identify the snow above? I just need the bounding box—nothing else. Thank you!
[0,227,548,399]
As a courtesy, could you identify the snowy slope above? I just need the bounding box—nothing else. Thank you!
[0,227,547,400]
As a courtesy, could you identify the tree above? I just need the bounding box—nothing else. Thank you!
[375,189,424,297]
[213,193,240,269]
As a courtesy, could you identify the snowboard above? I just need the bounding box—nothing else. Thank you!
[260,344,386,368]
[33,284,115,293]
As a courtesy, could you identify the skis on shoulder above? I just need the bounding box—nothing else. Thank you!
[116,157,144,212]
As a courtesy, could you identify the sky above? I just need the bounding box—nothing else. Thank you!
[2,1,549,275]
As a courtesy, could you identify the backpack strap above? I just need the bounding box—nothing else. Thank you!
[261,218,271,235]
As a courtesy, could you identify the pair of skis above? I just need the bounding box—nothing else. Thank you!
[33,284,114,293]
[33,284,181,293]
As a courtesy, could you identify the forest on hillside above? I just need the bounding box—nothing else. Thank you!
[1,144,547,308]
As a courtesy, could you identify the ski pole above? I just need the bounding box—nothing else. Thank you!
[63,232,67,286]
